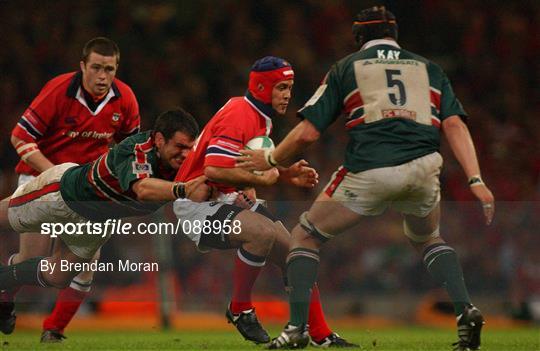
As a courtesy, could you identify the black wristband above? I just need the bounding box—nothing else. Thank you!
[468,176,484,186]
[266,150,278,167]
[172,182,186,199]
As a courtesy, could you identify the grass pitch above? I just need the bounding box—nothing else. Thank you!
[0,327,538,350]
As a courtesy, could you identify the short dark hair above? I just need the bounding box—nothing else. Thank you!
[153,108,199,141]
[352,6,398,47]
[82,37,120,64]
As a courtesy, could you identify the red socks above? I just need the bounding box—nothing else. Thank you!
[308,283,332,341]
[229,246,332,343]
[43,286,88,333]
[230,247,266,314]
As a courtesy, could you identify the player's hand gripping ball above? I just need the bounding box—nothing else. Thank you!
[245,136,275,175]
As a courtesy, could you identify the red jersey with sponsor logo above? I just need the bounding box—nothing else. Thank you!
[175,95,272,194]
[12,71,140,176]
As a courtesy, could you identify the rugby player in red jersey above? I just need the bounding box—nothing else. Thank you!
[4,37,140,342]
[174,57,357,347]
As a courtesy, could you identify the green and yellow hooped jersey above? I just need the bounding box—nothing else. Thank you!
[298,39,466,173]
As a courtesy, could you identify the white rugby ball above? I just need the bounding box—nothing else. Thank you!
[245,136,275,175]
[245,136,275,151]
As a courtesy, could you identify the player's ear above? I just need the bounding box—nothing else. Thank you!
[80,60,86,72]
[154,131,165,147]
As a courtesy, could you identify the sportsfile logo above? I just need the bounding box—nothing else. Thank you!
[41,219,138,238]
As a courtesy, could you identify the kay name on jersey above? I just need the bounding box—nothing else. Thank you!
[377,50,400,60]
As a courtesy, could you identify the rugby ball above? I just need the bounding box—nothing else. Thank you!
[245,136,275,175]
[245,136,275,151]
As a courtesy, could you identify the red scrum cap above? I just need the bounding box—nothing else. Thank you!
[248,56,294,104]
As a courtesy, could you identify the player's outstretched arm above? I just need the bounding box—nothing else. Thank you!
[442,115,495,225]
[132,176,210,202]
[237,120,320,171]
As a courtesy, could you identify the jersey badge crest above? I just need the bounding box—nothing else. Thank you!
[132,161,153,175]
[111,113,121,125]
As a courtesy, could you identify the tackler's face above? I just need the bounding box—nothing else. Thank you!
[80,52,118,97]
[156,131,195,170]
[271,79,294,115]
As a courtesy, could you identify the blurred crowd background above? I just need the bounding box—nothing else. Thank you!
[1,0,539,321]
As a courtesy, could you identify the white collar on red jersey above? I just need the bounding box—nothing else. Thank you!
[361,39,400,51]
[75,87,116,116]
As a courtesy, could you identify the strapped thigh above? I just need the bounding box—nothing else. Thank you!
[403,219,440,243]
[298,212,334,243]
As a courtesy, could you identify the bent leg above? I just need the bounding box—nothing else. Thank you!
[0,237,90,291]
[42,249,99,335]
[404,204,471,315]
[288,192,363,327]
[264,222,333,341]
[223,210,276,318]
[11,232,53,264]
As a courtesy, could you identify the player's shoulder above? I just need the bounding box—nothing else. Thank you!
[112,77,132,91]
[110,130,153,158]
[333,51,359,69]
[119,130,153,148]
[112,78,136,97]
[394,48,444,71]
[332,49,379,74]
[401,49,447,76]
[217,97,256,120]
[205,97,257,137]
[225,97,249,110]
[41,72,77,94]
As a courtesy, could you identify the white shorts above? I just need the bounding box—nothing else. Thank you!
[173,192,273,251]
[8,163,103,259]
[17,174,36,187]
[324,152,443,217]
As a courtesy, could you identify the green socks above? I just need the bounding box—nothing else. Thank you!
[0,257,49,290]
[423,244,471,315]
[287,248,319,326]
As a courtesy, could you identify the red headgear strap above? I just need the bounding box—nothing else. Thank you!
[248,66,294,104]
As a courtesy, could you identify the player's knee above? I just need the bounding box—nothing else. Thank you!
[298,212,333,243]
[255,223,277,250]
[403,220,440,243]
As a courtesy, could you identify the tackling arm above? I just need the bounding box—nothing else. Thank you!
[271,119,320,166]
[132,176,210,202]
[237,119,321,171]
